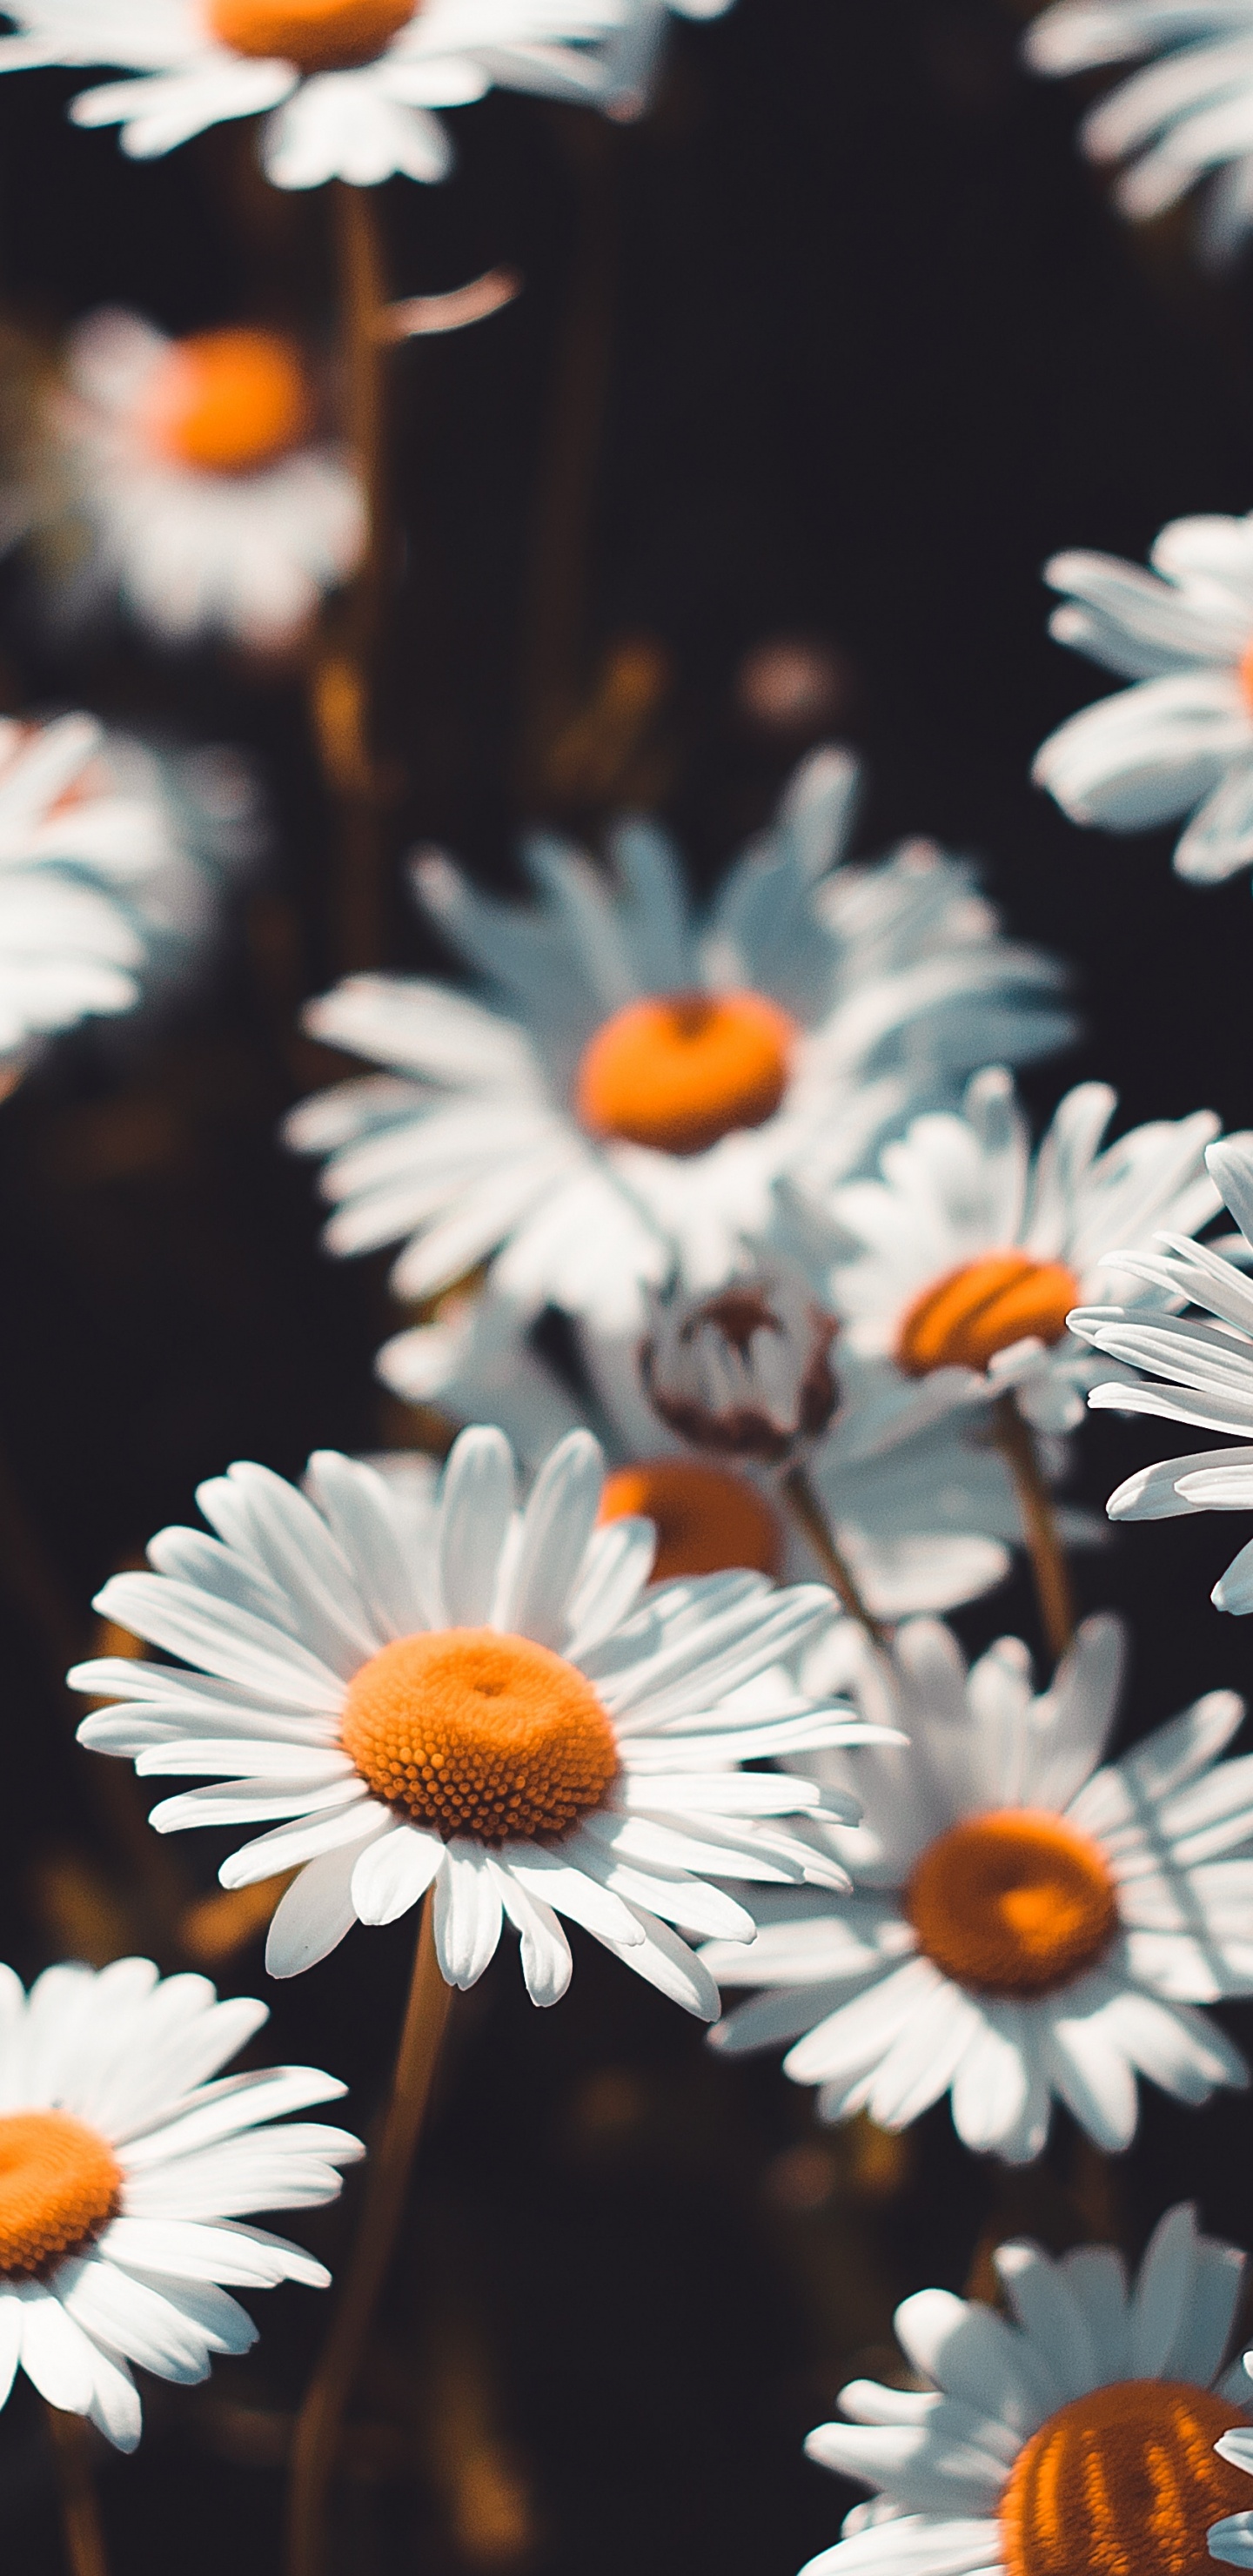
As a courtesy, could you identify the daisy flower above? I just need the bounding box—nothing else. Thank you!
[1212,2427,1253,2565]
[703,1611,1253,2159]
[1024,2,1253,258]
[600,0,732,117]
[285,748,1073,1337]
[0,1955,360,2450]
[69,1426,873,2015]
[1071,1134,1253,1611]
[801,2203,1253,2576]
[1031,519,1253,881]
[820,1066,1227,1432]
[0,0,628,190]
[19,309,365,649]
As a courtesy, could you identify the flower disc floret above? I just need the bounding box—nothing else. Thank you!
[1002,2380,1248,2576]
[0,2111,122,2278]
[896,1251,1079,1377]
[208,0,415,69]
[905,1808,1120,1997]
[575,990,797,1156]
[598,1458,781,1580]
[339,1627,618,1842]
[140,328,312,474]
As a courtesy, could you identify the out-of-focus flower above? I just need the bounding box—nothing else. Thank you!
[599,0,732,118]
[819,1066,1227,1431]
[0,0,629,188]
[1033,521,1253,878]
[285,748,1072,1336]
[704,1613,1253,2159]
[640,1265,838,1462]
[800,2204,1252,2576]
[0,1955,360,2449]
[15,311,364,649]
[1072,1134,1253,1610]
[1024,2,1253,258]
[70,1427,874,2012]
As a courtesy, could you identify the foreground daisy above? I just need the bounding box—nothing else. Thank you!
[801,2204,1252,2576]
[1072,1134,1253,1610]
[1213,2426,1253,2566]
[70,1427,870,2013]
[1025,1,1253,257]
[17,310,365,649]
[0,1955,359,2449]
[821,1066,1226,1431]
[285,748,1071,1334]
[1032,520,1253,880]
[0,0,626,189]
[703,1612,1253,2157]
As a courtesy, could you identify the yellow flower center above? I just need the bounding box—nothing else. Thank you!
[598,1458,782,1581]
[139,329,312,475]
[1001,2380,1249,2576]
[339,1627,619,1844]
[575,992,796,1157]
[0,2110,123,2278]
[895,1251,1080,1376]
[905,1809,1119,1996]
[208,0,415,70]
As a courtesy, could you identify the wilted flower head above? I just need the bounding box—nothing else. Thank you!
[640,1263,838,1462]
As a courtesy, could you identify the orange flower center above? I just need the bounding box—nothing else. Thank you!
[139,328,312,475]
[0,2110,122,2278]
[1001,2380,1250,2576]
[575,992,796,1157]
[208,0,414,70]
[339,1627,619,1844]
[599,1459,782,1581]
[896,1251,1080,1376]
[904,1808,1119,1996]
[1239,641,1253,716]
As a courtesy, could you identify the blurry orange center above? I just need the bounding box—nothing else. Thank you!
[896,1251,1080,1376]
[905,1808,1118,1996]
[599,1459,782,1582]
[339,1627,618,1843]
[0,2110,122,2278]
[1240,642,1253,716]
[575,992,796,1157]
[208,0,413,70]
[140,329,312,473]
[1001,2380,1249,2576]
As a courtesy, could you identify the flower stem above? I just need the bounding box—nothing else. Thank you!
[992,1391,1075,1663]
[781,1463,889,1650]
[285,1895,452,2576]
[45,2405,109,2576]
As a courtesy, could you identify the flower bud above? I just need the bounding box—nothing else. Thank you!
[640,1267,838,1463]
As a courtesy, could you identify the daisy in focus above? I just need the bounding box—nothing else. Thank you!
[285,748,1072,1336]
[1212,2426,1253,2566]
[1032,518,1253,880]
[0,1955,359,2449]
[819,1066,1228,1432]
[1071,1134,1253,1611]
[0,0,628,190]
[801,2204,1253,2576]
[703,1611,1253,2159]
[1024,2,1253,258]
[70,1426,874,2015]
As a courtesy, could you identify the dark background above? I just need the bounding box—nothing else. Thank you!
[0,1,1251,2567]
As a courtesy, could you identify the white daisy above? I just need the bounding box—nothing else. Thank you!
[599,0,731,117]
[801,2203,1253,2576]
[0,1955,360,2451]
[1030,519,1253,880]
[285,748,1073,1337]
[0,0,627,190]
[819,1065,1227,1432]
[19,309,365,649]
[1070,1134,1253,1611]
[69,1426,874,2016]
[1024,2,1253,258]
[1212,2427,1253,2564]
[703,1611,1253,2159]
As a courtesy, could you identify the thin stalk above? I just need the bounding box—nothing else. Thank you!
[45,2406,109,2576]
[781,1463,889,1651]
[285,1895,453,2576]
[314,180,391,975]
[992,1391,1075,1663]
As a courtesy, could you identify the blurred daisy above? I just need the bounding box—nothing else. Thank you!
[1032,520,1253,880]
[1024,2,1253,258]
[600,0,731,117]
[1072,1134,1253,1611]
[704,1612,1253,2159]
[821,1066,1226,1431]
[286,748,1072,1335]
[801,2204,1252,2576]
[70,1426,872,2014]
[0,0,627,189]
[18,310,365,649]
[0,1955,359,2449]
